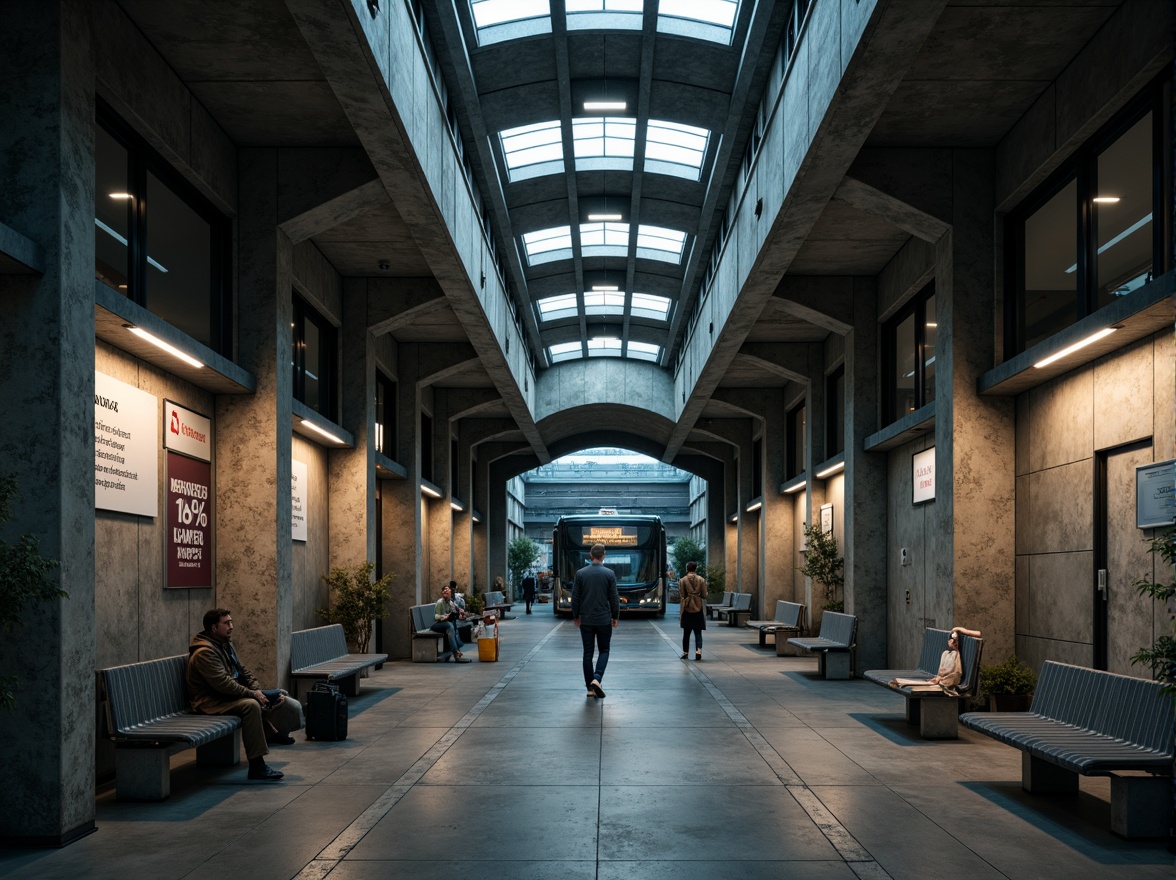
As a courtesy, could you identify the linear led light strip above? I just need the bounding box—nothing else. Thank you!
[300,419,344,444]
[125,325,203,369]
[1033,327,1116,369]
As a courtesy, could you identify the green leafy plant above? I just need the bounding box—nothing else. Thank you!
[464,592,485,616]
[671,536,705,581]
[1130,528,1176,698]
[508,535,540,594]
[317,561,392,654]
[978,654,1037,697]
[798,522,844,611]
[0,476,65,710]
[704,564,725,602]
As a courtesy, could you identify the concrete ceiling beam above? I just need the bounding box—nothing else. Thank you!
[366,277,449,335]
[276,148,384,243]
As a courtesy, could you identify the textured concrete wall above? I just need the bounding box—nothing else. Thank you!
[292,435,330,632]
[886,436,933,669]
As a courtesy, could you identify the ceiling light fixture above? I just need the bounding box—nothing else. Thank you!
[1092,196,1120,203]
[584,100,626,111]
[587,213,622,222]
[745,499,763,513]
[300,419,345,444]
[421,483,442,499]
[782,477,806,494]
[815,461,845,479]
[591,284,619,291]
[108,192,133,200]
[125,325,203,369]
[1033,327,1117,368]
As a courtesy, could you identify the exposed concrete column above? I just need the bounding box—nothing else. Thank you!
[217,148,295,687]
[328,278,376,573]
[488,458,511,595]
[759,392,790,615]
[425,389,455,593]
[724,454,738,592]
[452,424,475,591]
[844,278,887,671]
[935,150,1014,658]
[0,0,95,846]
[472,447,489,591]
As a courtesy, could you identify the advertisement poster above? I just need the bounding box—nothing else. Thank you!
[164,399,211,462]
[1136,459,1175,529]
[912,447,935,504]
[167,451,212,588]
[95,371,158,516]
[292,459,308,542]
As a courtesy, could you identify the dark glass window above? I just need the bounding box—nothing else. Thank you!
[886,284,936,424]
[786,403,806,480]
[826,366,845,457]
[752,437,763,499]
[375,372,396,457]
[1010,84,1164,355]
[292,295,336,420]
[95,105,230,354]
[420,412,434,483]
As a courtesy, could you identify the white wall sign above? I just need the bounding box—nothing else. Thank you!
[94,371,158,517]
[913,447,935,504]
[291,459,308,542]
[164,399,211,462]
[1136,459,1175,529]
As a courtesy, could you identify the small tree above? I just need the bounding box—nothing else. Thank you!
[671,536,705,579]
[318,561,392,654]
[507,535,540,593]
[0,476,65,710]
[798,522,845,611]
[1131,528,1176,697]
[704,564,725,602]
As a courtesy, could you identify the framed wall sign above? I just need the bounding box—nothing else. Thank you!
[820,503,833,535]
[1136,459,1175,529]
[913,447,935,504]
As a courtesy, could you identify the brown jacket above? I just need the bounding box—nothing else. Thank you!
[186,631,260,713]
[678,572,707,616]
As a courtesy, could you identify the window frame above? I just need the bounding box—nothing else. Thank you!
[884,282,935,426]
[826,365,845,458]
[375,371,397,459]
[785,401,806,481]
[292,294,337,422]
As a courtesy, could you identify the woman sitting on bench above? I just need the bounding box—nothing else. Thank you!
[892,626,981,690]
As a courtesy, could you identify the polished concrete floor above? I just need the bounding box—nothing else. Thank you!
[2,609,1173,880]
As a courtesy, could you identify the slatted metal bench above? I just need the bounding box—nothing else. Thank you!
[863,628,983,738]
[411,603,472,661]
[715,592,752,627]
[483,590,515,620]
[960,660,1174,838]
[289,623,388,697]
[705,591,733,619]
[100,654,241,801]
[786,610,858,679]
[745,600,806,653]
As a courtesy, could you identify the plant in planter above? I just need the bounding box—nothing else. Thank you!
[798,522,844,611]
[464,591,485,617]
[1130,528,1176,696]
[978,654,1037,711]
[318,561,393,654]
[704,564,725,603]
[507,535,540,601]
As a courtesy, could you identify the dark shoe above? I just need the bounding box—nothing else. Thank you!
[247,764,284,781]
[266,732,295,746]
[680,653,688,660]
[590,680,605,698]
[695,652,702,661]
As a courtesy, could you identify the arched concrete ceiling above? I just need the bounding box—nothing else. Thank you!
[534,358,675,424]
[538,403,675,453]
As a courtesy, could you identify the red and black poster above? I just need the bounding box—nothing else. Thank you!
[166,451,212,588]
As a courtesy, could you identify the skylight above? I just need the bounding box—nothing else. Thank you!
[500,120,563,181]
[549,341,582,363]
[636,225,687,263]
[627,341,661,362]
[580,222,630,259]
[537,293,579,322]
[573,117,635,171]
[584,290,626,315]
[645,120,710,180]
[587,337,623,357]
[567,0,642,31]
[522,226,573,265]
[630,293,671,321]
[658,0,738,43]
[471,0,551,44]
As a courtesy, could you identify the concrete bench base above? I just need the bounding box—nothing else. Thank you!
[818,651,852,680]
[906,696,959,739]
[114,730,241,801]
[1110,771,1171,839]
[412,633,449,662]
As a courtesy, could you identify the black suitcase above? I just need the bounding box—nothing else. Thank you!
[304,681,348,741]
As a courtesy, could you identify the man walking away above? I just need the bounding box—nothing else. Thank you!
[572,543,619,697]
[522,571,536,614]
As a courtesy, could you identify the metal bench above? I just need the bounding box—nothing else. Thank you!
[786,610,857,679]
[483,590,515,620]
[289,623,388,697]
[715,592,752,626]
[862,628,983,738]
[960,660,1174,838]
[705,591,733,619]
[745,600,806,652]
[410,603,472,661]
[100,654,241,801]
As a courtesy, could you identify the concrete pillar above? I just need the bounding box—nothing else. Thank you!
[935,150,1014,657]
[216,148,295,687]
[425,389,455,594]
[452,424,475,591]
[844,277,888,671]
[724,455,738,592]
[0,0,96,846]
[760,391,791,615]
[472,448,488,591]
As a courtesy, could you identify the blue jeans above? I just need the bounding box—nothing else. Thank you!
[580,623,613,686]
[431,620,463,654]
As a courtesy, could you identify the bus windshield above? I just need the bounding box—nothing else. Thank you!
[563,522,659,584]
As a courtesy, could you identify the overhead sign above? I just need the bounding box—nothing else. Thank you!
[913,447,935,504]
[164,400,211,462]
[166,451,212,588]
[94,371,158,517]
[588,526,637,545]
[292,459,308,542]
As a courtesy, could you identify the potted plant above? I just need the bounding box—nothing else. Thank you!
[798,522,844,612]
[978,654,1037,711]
[464,591,485,617]
[704,564,725,603]
[318,561,393,656]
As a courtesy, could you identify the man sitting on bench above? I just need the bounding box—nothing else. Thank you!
[186,608,303,781]
[433,585,471,663]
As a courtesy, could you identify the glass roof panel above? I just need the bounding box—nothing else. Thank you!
[627,341,661,361]
[584,290,626,315]
[587,337,623,357]
[472,0,550,28]
[537,293,579,321]
[549,341,583,363]
[645,120,710,180]
[580,221,630,259]
[630,292,672,320]
[657,0,737,43]
[566,0,642,31]
[573,117,635,168]
[636,224,687,263]
[523,226,573,265]
[500,120,564,180]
